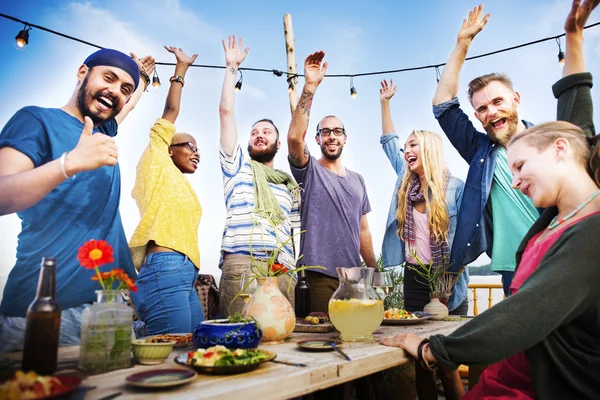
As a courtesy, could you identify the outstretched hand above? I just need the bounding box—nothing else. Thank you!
[222,35,249,67]
[379,333,423,360]
[130,53,155,76]
[457,4,490,44]
[164,46,198,66]
[565,0,599,35]
[304,51,328,87]
[380,79,397,102]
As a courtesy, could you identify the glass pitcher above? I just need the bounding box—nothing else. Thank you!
[328,267,384,342]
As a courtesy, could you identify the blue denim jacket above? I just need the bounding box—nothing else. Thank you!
[433,98,535,273]
[380,131,468,311]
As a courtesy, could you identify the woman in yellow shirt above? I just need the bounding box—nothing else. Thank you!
[129,46,203,335]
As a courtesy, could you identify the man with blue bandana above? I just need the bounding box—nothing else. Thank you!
[0,48,154,352]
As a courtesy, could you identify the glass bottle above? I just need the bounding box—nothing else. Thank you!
[294,269,311,318]
[22,257,61,374]
[328,267,383,342]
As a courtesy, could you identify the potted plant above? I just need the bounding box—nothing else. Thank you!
[404,253,463,320]
[234,220,323,344]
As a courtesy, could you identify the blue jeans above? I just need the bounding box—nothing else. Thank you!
[132,252,203,335]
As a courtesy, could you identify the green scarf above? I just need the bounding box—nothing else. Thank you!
[250,160,300,226]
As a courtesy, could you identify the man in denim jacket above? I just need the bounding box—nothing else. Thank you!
[432,5,538,295]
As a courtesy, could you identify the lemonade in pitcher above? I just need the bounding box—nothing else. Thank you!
[329,298,384,341]
[328,267,384,342]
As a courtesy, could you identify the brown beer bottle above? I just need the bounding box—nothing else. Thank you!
[21,257,61,374]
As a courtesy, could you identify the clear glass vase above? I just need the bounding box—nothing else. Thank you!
[78,290,132,372]
[329,267,384,342]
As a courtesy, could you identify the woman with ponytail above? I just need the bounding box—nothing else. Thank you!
[381,1,600,398]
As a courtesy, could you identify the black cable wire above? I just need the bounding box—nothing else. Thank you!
[1,12,599,79]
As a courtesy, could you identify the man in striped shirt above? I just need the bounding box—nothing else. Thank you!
[218,36,300,318]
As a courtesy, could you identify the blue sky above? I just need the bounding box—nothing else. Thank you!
[0,0,599,293]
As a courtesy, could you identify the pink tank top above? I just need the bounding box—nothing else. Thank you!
[405,208,432,265]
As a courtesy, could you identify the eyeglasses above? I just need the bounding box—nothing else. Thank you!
[170,141,198,154]
[317,127,346,137]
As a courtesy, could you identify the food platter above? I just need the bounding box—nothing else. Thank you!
[382,311,432,325]
[0,373,81,400]
[174,349,276,375]
[146,333,194,348]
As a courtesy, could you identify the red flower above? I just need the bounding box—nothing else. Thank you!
[77,240,114,269]
[270,263,289,274]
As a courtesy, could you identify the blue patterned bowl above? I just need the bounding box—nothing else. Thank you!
[193,319,262,349]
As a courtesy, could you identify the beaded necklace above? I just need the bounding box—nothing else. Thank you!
[547,189,600,230]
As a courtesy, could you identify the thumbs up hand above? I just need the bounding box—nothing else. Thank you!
[65,116,119,175]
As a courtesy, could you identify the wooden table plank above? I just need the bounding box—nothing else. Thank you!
[3,320,468,400]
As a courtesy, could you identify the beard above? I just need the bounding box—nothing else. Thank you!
[76,74,122,125]
[482,107,520,146]
[320,139,344,160]
[248,141,278,163]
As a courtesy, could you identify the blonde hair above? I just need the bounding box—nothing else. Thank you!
[508,121,600,186]
[396,130,450,243]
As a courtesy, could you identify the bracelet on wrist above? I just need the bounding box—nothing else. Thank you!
[422,343,438,371]
[169,75,185,87]
[59,152,75,180]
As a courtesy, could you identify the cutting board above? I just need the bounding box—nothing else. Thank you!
[293,322,336,333]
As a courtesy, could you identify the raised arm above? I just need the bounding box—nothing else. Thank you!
[380,79,397,135]
[287,51,328,168]
[161,46,198,124]
[219,35,249,155]
[432,5,489,106]
[0,117,118,215]
[554,0,598,136]
[114,53,155,126]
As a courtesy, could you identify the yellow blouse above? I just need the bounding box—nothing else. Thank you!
[129,118,202,270]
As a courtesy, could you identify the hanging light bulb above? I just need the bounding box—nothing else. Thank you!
[14,25,31,50]
[152,69,161,88]
[235,69,243,92]
[556,38,565,64]
[350,77,357,99]
[288,81,294,93]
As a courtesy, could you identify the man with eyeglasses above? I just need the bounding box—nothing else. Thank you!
[218,36,300,317]
[0,49,153,352]
[287,50,378,314]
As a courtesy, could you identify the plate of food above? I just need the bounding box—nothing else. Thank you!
[148,333,194,348]
[0,370,81,400]
[174,346,276,375]
[382,309,432,325]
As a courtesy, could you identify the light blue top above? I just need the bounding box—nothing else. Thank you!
[380,131,468,311]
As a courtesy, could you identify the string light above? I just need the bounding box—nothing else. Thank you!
[350,77,357,99]
[287,74,297,93]
[14,25,31,50]
[152,69,161,88]
[556,37,565,64]
[435,66,442,83]
[235,69,243,92]
[1,12,599,92]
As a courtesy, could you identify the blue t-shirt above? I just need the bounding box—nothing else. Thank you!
[0,106,135,317]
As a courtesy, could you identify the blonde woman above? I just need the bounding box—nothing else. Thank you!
[379,79,473,399]
[379,80,471,314]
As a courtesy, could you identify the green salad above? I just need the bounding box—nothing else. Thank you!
[187,345,271,367]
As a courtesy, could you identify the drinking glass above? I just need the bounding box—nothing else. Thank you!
[373,270,394,300]
[239,273,257,303]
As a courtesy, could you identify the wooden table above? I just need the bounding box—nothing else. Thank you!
[4,320,468,400]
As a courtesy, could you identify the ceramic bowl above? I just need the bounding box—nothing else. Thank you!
[193,319,262,350]
[131,339,176,365]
